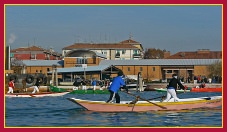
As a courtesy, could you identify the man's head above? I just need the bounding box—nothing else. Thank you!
[172,74,177,79]
[118,71,124,76]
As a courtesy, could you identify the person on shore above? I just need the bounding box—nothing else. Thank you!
[81,79,87,90]
[32,78,41,94]
[163,74,186,102]
[7,78,15,93]
[92,79,97,90]
[22,77,27,92]
[73,79,80,90]
[106,71,128,103]
[99,80,104,90]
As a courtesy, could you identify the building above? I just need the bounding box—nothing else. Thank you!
[165,49,222,59]
[10,45,62,61]
[62,38,144,60]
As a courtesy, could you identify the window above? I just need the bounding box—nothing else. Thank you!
[152,67,155,71]
[102,50,107,55]
[140,67,143,71]
[47,68,50,71]
[167,70,172,73]
[40,70,42,73]
[36,70,38,73]
[31,54,36,59]
[133,50,137,54]
[122,50,126,54]
[77,58,87,64]
[128,67,130,71]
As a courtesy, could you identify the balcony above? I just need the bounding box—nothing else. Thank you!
[115,52,120,58]
[133,53,141,58]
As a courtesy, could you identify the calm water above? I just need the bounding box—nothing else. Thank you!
[5,91,222,127]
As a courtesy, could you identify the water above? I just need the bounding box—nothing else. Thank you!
[5,91,222,127]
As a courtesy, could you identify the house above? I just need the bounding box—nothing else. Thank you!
[10,45,62,60]
[62,38,144,60]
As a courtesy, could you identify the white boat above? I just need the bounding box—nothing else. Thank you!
[126,83,147,91]
[5,92,69,98]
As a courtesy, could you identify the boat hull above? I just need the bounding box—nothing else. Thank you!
[190,87,222,92]
[67,96,222,112]
[5,92,69,97]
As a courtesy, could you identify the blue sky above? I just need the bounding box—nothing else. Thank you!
[5,5,222,55]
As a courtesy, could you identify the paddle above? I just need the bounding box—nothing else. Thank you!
[129,96,140,111]
[148,95,166,101]
[122,91,167,109]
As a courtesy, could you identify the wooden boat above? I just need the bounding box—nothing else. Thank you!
[67,96,222,112]
[5,92,69,98]
[190,87,222,92]
[154,88,190,93]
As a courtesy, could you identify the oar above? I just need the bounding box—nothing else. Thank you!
[148,95,166,100]
[122,91,167,109]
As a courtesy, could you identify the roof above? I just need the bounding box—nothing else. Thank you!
[120,39,140,44]
[11,46,44,52]
[166,50,222,59]
[62,43,138,50]
[11,45,62,56]
[99,59,222,66]
[48,65,112,73]
[22,60,64,66]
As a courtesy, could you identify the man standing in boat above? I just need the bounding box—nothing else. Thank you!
[163,74,186,102]
[106,71,128,103]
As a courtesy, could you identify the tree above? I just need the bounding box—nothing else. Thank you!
[144,48,165,59]
[207,60,222,78]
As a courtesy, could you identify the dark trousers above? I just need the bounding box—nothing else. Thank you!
[106,90,120,103]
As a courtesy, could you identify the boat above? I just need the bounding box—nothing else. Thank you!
[50,84,145,94]
[49,85,71,92]
[126,83,147,91]
[70,89,110,94]
[5,92,69,98]
[50,84,109,94]
[154,88,190,93]
[190,87,222,92]
[66,96,222,112]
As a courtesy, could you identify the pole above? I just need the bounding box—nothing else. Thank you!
[52,65,55,86]
[83,56,86,80]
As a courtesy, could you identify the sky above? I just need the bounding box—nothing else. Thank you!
[5,5,222,55]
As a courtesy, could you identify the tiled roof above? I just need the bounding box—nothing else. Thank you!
[11,45,62,56]
[166,50,222,59]
[120,39,140,44]
[62,43,138,50]
[11,46,44,52]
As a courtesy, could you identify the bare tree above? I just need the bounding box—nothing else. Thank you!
[207,60,222,78]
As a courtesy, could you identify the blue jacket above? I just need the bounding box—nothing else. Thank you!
[92,80,96,86]
[109,76,126,93]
